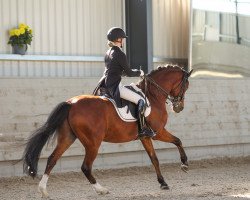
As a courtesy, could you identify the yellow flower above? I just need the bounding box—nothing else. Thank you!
[14,29,21,36]
[29,29,33,34]
[19,27,25,34]
[19,23,27,29]
[9,29,15,36]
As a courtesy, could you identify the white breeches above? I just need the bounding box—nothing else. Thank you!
[119,84,144,104]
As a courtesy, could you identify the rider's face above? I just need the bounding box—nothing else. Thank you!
[116,38,124,47]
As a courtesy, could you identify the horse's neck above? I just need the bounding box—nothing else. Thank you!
[137,80,167,111]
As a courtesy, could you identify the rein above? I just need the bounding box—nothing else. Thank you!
[144,76,172,102]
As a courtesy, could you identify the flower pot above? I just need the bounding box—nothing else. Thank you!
[12,44,27,55]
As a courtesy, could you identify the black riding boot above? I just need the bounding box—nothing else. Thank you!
[137,99,155,139]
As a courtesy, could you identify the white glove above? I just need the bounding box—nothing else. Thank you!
[140,69,144,77]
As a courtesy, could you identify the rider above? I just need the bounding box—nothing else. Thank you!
[93,27,155,139]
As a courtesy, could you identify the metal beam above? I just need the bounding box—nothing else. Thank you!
[125,0,153,73]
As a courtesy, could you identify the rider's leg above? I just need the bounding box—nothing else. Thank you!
[119,84,155,138]
[137,99,156,138]
[118,84,142,104]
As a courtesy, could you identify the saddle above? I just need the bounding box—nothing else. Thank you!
[100,83,151,122]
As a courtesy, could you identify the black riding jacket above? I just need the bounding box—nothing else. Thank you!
[93,46,140,106]
[104,46,140,87]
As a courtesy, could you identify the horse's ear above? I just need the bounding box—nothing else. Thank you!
[188,69,193,77]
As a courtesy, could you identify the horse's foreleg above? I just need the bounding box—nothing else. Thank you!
[154,128,188,172]
[81,147,109,195]
[141,138,169,190]
[38,122,76,198]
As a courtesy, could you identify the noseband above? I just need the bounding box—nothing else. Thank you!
[143,70,189,106]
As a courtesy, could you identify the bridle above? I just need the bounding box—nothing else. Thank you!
[142,70,191,107]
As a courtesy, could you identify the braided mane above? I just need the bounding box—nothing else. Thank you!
[148,64,186,77]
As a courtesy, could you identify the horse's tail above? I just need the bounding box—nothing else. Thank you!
[23,101,72,178]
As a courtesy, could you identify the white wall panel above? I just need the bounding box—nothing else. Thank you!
[152,0,190,59]
[0,0,123,55]
[221,13,236,43]
[193,9,250,45]
[193,10,205,34]
[0,60,104,77]
[0,0,123,77]
[240,16,250,39]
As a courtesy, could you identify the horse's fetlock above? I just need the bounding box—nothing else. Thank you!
[157,176,165,184]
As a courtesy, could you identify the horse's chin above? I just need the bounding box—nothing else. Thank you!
[173,106,184,113]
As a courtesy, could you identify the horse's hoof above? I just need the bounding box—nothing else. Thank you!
[96,187,109,195]
[160,184,170,190]
[38,185,49,198]
[181,163,189,173]
[92,183,109,195]
[97,189,110,195]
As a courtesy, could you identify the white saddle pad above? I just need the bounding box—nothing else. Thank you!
[101,83,151,122]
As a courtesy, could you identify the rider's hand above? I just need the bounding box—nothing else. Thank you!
[140,69,144,77]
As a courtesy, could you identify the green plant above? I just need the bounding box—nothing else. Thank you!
[8,23,33,46]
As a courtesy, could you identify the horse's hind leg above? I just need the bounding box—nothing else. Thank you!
[154,128,188,172]
[81,146,109,194]
[141,138,169,190]
[38,120,76,197]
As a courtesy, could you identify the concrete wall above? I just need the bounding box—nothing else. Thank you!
[0,77,250,177]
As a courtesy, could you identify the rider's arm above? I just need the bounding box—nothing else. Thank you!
[118,51,141,77]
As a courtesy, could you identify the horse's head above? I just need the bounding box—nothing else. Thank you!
[146,65,193,113]
[169,68,193,113]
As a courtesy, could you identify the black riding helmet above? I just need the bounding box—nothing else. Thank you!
[107,27,128,42]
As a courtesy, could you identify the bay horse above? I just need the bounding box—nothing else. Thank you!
[23,65,192,197]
